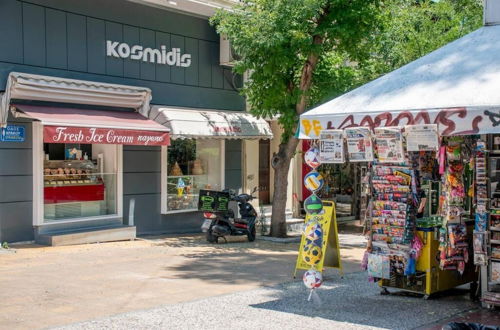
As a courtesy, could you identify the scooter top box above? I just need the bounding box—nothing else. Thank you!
[198,190,230,212]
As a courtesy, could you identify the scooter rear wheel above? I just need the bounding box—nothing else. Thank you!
[247,225,256,242]
[206,229,216,243]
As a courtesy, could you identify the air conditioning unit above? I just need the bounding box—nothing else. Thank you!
[220,35,239,67]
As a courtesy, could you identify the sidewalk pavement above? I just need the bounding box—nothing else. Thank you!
[0,233,364,330]
[55,271,480,330]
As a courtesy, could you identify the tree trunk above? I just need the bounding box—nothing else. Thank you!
[270,136,299,237]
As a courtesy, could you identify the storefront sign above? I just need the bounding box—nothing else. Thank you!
[300,107,500,138]
[0,125,25,142]
[405,124,439,151]
[44,126,170,146]
[374,127,404,163]
[344,127,373,162]
[106,41,191,67]
[319,129,344,163]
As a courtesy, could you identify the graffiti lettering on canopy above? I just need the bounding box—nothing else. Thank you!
[301,107,484,137]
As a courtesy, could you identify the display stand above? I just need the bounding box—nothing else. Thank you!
[294,201,343,277]
[481,136,500,308]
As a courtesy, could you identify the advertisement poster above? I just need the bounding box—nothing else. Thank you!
[319,129,344,163]
[405,124,439,151]
[374,127,404,163]
[344,127,373,162]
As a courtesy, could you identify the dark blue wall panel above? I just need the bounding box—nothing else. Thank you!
[86,17,106,74]
[105,21,124,76]
[140,28,156,81]
[22,2,46,67]
[0,0,23,63]
[185,37,199,86]
[155,32,171,83]
[123,25,140,79]
[225,140,242,191]
[46,8,67,69]
[67,13,87,72]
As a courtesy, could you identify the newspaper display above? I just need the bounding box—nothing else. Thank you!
[405,124,439,151]
[374,127,404,163]
[319,129,344,163]
[344,127,374,162]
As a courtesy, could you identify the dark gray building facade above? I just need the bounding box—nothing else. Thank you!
[0,0,249,243]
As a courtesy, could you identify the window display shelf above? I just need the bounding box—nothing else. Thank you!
[167,175,207,178]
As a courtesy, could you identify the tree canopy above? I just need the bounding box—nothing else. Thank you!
[211,0,483,142]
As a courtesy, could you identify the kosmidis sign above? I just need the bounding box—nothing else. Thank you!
[44,126,170,146]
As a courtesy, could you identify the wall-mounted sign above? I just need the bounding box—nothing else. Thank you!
[106,41,191,67]
[0,125,25,142]
[44,126,170,146]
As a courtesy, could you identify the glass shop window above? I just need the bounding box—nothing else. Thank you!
[166,139,222,212]
[43,143,118,221]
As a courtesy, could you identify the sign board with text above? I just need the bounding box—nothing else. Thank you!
[0,125,25,142]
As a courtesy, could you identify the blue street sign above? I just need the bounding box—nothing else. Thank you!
[0,125,25,142]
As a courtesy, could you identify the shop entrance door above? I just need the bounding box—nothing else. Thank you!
[259,139,271,204]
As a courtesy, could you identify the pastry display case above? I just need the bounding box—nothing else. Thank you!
[43,160,105,204]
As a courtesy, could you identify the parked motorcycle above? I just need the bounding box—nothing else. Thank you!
[200,188,258,243]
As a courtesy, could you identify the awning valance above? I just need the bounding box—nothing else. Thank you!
[299,25,500,138]
[148,106,273,139]
[1,72,152,128]
[14,104,170,146]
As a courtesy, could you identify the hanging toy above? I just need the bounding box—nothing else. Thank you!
[303,269,323,303]
[304,170,324,192]
[304,195,324,215]
[303,244,323,266]
[304,146,321,169]
[304,220,323,243]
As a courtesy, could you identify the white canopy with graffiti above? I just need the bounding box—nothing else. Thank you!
[299,24,500,139]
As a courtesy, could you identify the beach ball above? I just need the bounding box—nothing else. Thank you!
[303,244,322,266]
[304,171,324,192]
[304,222,323,242]
[303,269,323,289]
[304,195,323,215]
[304,147,321,169]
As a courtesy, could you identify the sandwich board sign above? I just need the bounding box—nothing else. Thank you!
[294,201,343,277]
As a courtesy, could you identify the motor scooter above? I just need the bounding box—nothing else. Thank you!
[200,188,258,243]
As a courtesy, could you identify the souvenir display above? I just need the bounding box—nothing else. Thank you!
[319,129,344,163]
[344,127,374,162]
[302,141,325,301]
[474,141,488,266]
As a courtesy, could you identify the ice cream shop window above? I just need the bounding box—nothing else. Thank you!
[163,139,223,213]
[42,143,119,221]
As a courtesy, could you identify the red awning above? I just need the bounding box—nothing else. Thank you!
[13,104,170,146]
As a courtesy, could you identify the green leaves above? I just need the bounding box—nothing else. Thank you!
[211,0,482,142]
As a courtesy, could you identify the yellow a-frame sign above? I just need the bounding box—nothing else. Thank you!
[293,201,343,277]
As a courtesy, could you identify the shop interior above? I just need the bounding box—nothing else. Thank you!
[43,143,118,221]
